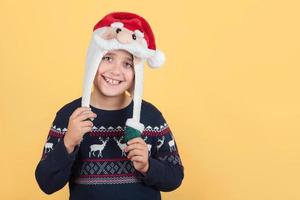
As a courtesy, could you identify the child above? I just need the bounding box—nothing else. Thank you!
[35,12,184,200]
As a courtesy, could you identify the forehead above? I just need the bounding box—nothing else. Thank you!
[105,50,133,60]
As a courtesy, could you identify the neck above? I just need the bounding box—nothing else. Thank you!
[90,90,132,110]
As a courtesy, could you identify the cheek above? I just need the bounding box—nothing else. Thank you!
[93,69,101,83]
[97,62,106,75]
[94,67,104,82]
[125,71,135,83]
[96,67,102,75]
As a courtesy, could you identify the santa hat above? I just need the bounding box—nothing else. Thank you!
[81,12,165,142]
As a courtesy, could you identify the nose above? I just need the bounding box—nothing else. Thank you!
[110,61,123,75]
[116,30,134,44]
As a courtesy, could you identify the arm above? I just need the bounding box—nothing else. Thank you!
[131,110,184,191]
[124,118,184,191]
[35,107,96,194]
[141,131,184,192]
[35,138,79,194]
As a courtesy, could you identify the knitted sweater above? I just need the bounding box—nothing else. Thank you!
[35,98,184,200]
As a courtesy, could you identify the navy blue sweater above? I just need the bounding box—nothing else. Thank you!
[35,98,184,200]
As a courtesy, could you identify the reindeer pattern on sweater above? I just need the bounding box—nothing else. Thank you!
[39,98,182,187]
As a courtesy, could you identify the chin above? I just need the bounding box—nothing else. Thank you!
[100,88,128,97]
[102,92,124,97]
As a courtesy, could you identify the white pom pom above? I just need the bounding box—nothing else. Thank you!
[147,50,165,68]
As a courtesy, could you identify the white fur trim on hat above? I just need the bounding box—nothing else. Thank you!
[126,118,145,133]
[131,61,144,123]
[110,22,124,28]
[93,29,156,59]
[81,34,108,107]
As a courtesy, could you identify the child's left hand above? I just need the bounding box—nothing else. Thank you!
[125,137,149,175]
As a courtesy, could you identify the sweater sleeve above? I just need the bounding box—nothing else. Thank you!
[35,112,79,194]
[140,113,184,192]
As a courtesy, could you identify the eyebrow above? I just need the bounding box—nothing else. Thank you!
[125,56,134,63]
[105,52,133,62]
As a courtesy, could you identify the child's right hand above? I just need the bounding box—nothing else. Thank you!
[63,107,97,154]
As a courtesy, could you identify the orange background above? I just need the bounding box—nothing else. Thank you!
[1,0,300,199]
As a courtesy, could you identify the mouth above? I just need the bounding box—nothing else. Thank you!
[102,75,123,86]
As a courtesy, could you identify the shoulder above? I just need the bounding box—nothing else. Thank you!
[141,100,166,125]
[56,97,82,119]
[49,97,81,127]
[141,100,162,116]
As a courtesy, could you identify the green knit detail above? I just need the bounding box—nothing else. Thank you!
[124,125,142,143]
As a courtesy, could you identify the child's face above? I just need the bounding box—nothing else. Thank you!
[93,50,135,98]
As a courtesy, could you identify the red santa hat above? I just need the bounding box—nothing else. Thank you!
[82,12,165,142]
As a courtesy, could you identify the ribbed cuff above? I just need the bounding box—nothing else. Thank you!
[49,140,79,167]
[140,158,163,185]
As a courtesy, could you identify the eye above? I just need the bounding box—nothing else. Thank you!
[124,62,134,69]
[116,28,122,34]
[132,34,137,40]
[102,56,112,62]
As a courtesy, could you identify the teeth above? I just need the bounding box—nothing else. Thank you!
[104,77,121,85]
[112,80,118,84]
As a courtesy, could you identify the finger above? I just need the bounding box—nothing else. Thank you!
[71,107,91,118]
[77,112,97,121]
[125,143,146,152]
[81,109,95,115]
[80,120,93,127]
[127,149,145,159]
[127,137,145,145]
[81,126,92,134]
[130,155,146,163]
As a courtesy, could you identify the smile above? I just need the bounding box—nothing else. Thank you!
[102,75,122,85]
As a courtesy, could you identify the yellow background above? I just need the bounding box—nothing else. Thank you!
[1,0,300,199]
